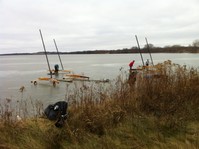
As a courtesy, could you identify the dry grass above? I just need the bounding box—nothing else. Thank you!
[0,60,199,148]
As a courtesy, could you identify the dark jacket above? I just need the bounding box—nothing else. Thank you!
[44,101,68,121]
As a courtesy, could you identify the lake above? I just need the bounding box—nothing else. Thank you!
[0,53,198,109]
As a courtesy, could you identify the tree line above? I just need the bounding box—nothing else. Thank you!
[1,39,199,56]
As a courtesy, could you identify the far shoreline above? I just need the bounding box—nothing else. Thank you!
[1,46,199,56]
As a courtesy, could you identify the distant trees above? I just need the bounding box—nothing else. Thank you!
[171,45,183,48]
[130,46,138,50]
[192,39,199,47]
[143,43,154,49]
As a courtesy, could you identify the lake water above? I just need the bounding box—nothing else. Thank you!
[0,53,198,108]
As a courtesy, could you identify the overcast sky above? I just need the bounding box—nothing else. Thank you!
[0,0,199,54]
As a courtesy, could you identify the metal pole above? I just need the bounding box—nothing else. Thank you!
[145,37,154,66]
[39,29,52,78]
[135,35,144,66]
[53,39,64,70]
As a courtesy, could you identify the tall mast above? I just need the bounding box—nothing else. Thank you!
[39,29,52,78]
[145,37,154,66]
[135,35,144,66]
[53,39,64,70]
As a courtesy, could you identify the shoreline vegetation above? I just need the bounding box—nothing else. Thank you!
[0,61,199,148]
[1,46,199,56]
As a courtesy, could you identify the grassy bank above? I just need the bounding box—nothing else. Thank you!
[0,61,199,149]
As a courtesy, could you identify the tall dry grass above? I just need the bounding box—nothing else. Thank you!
[0,60,198,148]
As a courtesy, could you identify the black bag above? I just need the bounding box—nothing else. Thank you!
[44,101,68,121]
[44,104,59,120]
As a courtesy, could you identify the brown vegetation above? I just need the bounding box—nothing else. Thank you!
[0,61,199,148]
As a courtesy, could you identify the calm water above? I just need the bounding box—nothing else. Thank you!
[0,53,198,107]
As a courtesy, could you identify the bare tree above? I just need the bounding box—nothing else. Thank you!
[192,39,199,47]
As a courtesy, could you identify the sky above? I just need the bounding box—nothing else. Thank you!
[0,0,199,54]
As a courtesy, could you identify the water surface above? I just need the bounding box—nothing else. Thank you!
[0,53,198,106]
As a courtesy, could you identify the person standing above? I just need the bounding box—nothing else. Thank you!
[129,60,135,70]
[145,59,149,66]
[54,64,59,73]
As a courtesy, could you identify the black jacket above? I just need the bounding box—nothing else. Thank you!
[44,101,68,120]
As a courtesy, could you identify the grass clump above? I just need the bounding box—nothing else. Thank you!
[0,60,199,149]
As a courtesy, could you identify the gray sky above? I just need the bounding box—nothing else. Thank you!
[0,0,199,54]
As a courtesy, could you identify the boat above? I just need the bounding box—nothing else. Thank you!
[63,74,90,81]
[31,77,59,86]
[128,36,163,85]
[31,29,59,86]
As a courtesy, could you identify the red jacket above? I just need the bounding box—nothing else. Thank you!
[129,61,135,68]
